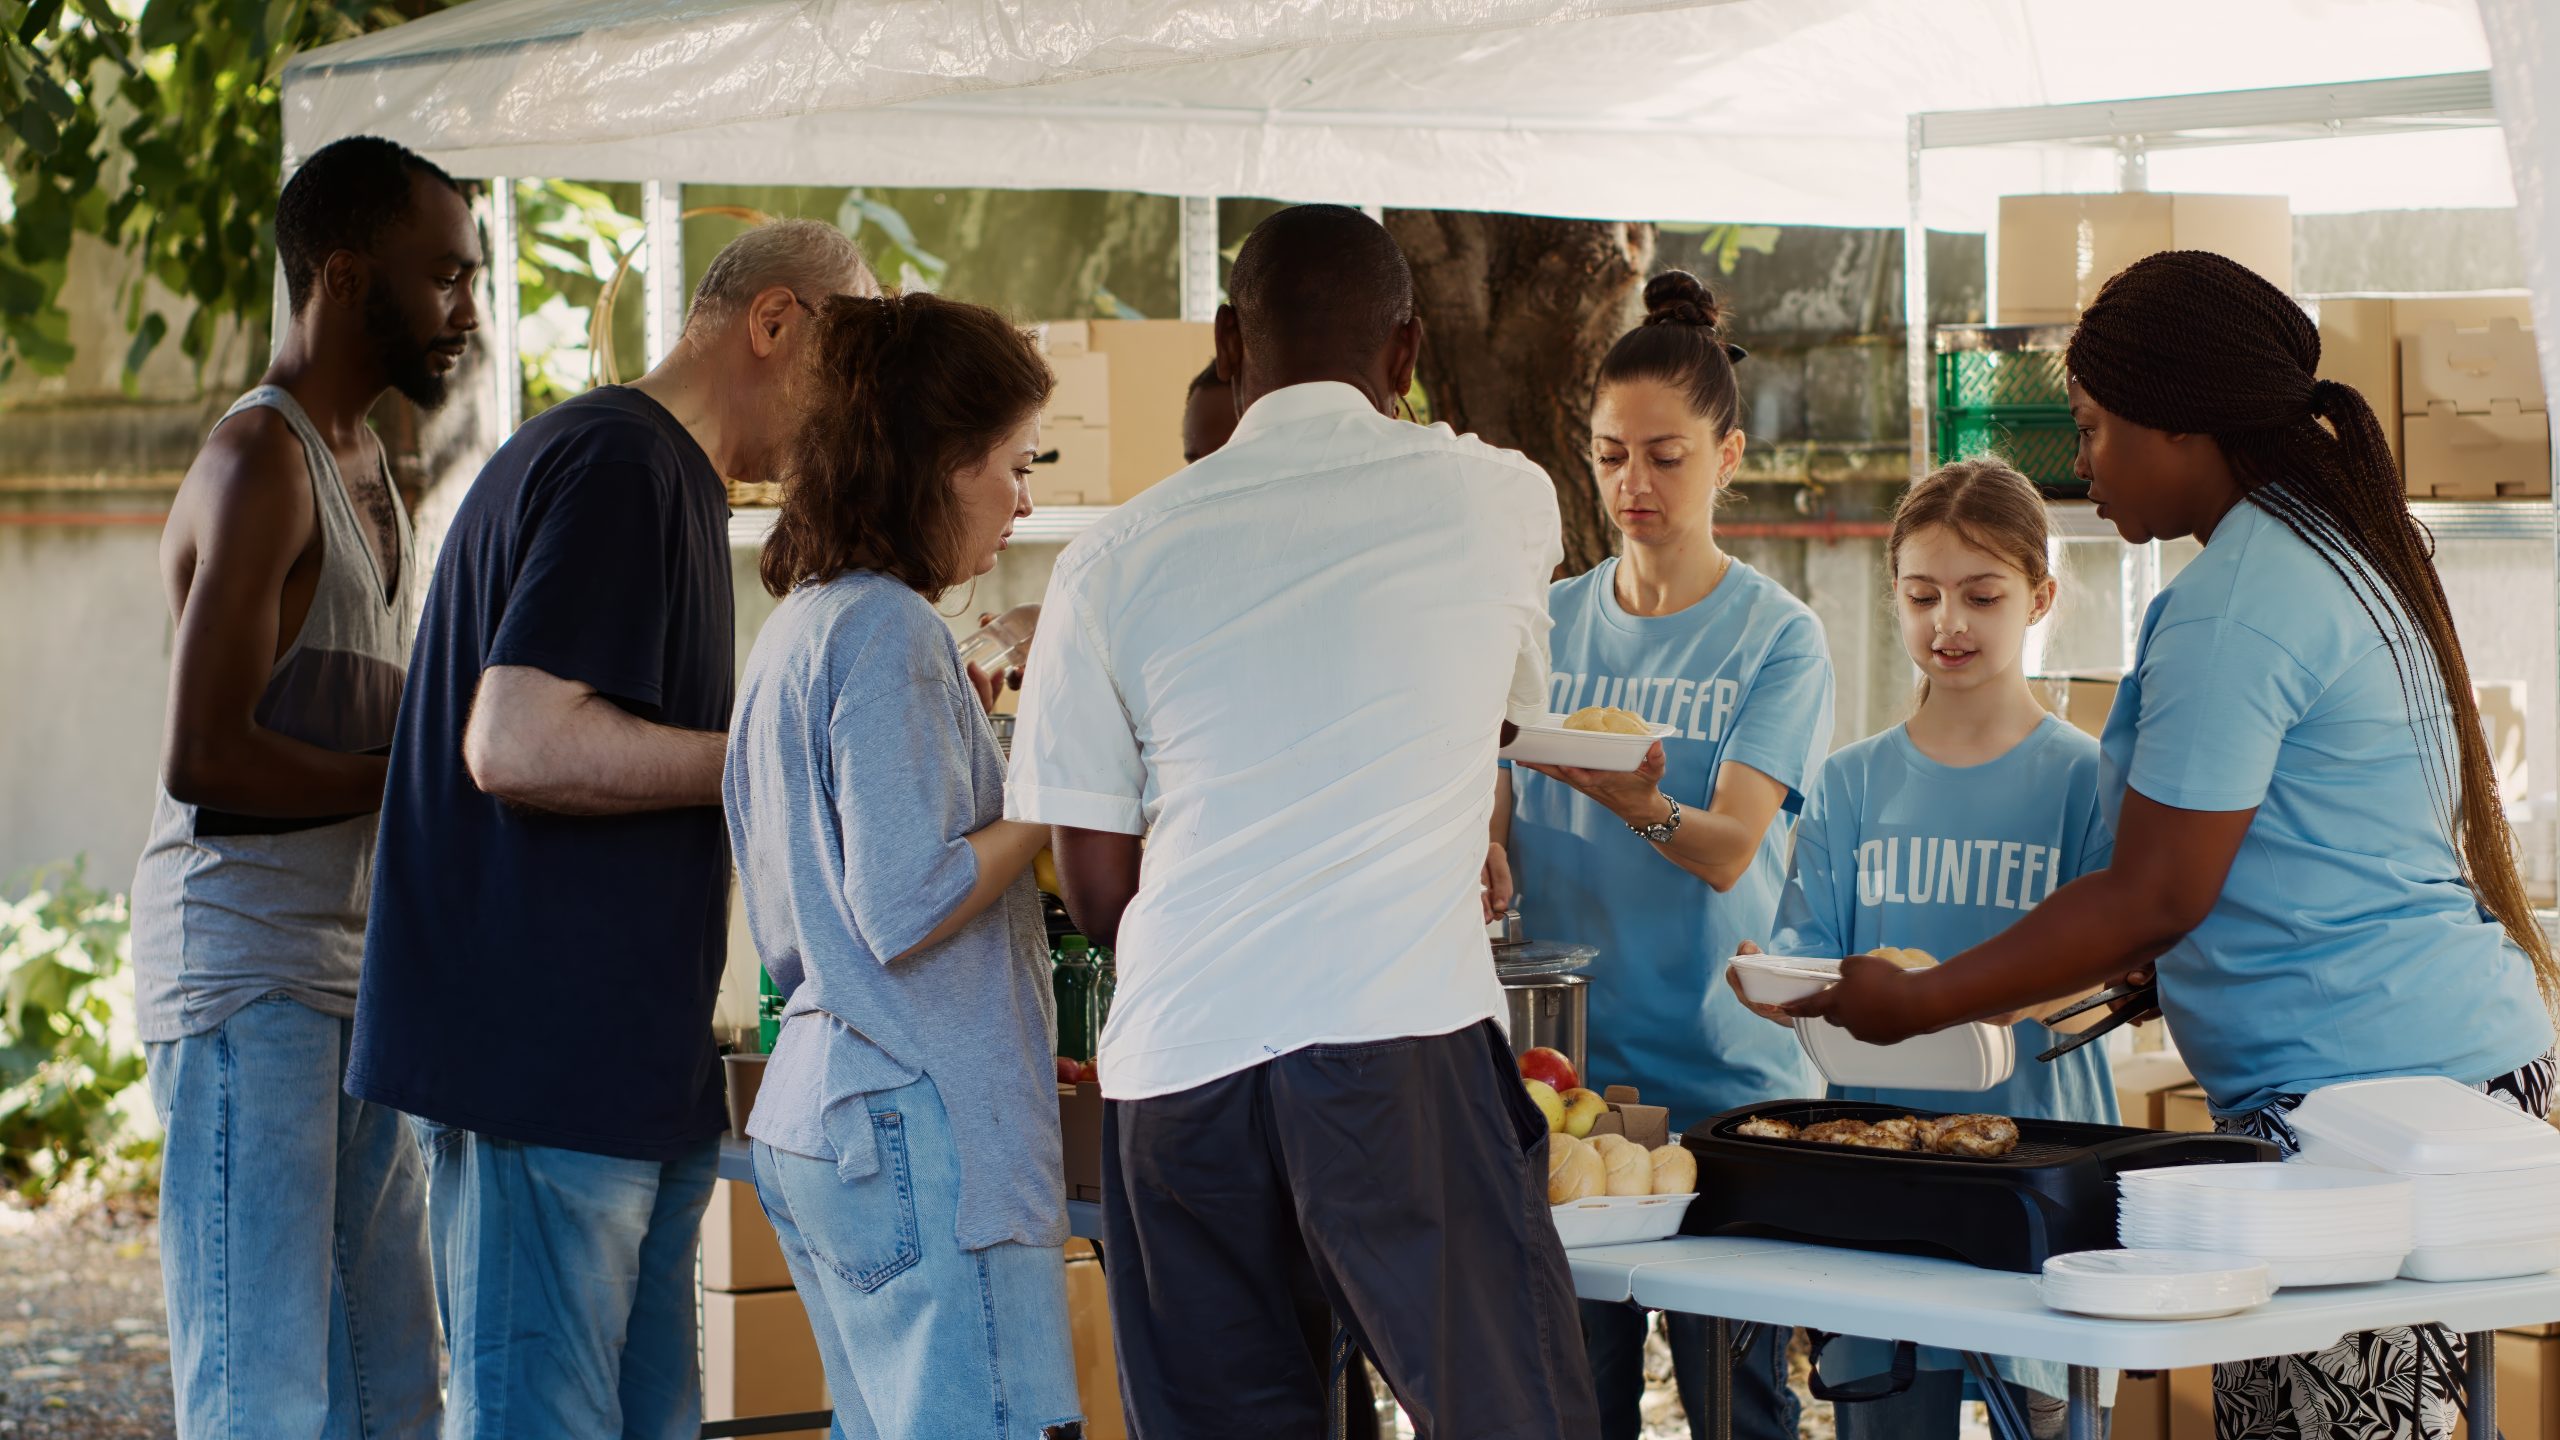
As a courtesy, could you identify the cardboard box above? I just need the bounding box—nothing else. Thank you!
[1587,1085,1672,1149]
[2168,1364,2215,1440]
[2405,318,2546,416]
[1031,417,1113,507]
[2403,403,2553,499]
[1059,1081,1105,1204]
[702,1288,828,1440]
[1035,319,1216,504]
[2113,1052,2196,1132]
[2112,1369,2168,1440]
[2160,1085,2216,1135]
[1065,1240,1129,1440]
[700,1179,792,1294]
[1996,194,2292,325]
[2030,672,2123,740]
[2394,292,2537,340]
[2311,296,2402,468]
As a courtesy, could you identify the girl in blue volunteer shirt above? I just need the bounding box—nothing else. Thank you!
[1737,459,2117,1440]
[1800,252,2557,1440]
[1499,271,1834,1440]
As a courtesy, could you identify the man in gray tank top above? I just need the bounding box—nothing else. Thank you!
[131,135,480,1438]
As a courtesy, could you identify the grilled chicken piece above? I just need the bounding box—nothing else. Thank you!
[1735,1116,1800,1141]
[1800,1119,1875,1146]
[1927,1114,2021,1158]
[1862,1116,1925,1151]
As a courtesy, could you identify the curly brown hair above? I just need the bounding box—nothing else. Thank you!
[760,291,1054,601]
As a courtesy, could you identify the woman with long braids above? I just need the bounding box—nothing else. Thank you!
[1798,250,2558,1440]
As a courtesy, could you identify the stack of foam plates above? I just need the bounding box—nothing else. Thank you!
[2037,1250,2276,1320]
[2288,1077,2560,1282]
[2118,1163,2415,1286]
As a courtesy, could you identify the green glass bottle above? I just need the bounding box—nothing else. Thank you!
[1094,946,1117,1040]
[1052,936,1097,1063]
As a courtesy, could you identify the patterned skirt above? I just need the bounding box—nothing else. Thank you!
[2210,1053,2556,1440]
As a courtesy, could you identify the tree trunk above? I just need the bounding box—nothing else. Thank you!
[1386,211,1654,576]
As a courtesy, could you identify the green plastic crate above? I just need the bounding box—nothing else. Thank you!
[1935,406,2085,496]
[1935,324,2075,411]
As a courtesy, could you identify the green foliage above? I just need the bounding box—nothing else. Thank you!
[0,859,155,1201]
[513,178,644,417]
[1657,222,1782,276]
[0,0,447,382]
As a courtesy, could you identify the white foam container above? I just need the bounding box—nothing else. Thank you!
[2288,1076,2560,1175]
[1730,956,1843,1007]
[2117,1163,2416,1286]
[2036,1250,2275,1320]
[1798,1016,2016,1093]
[2401,1236,2560,1283]
[1550,1191,1700,1249]
[1501,717,1676,772]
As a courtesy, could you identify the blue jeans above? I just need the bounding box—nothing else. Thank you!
[1830,1366,2065,1440]
[1583,1304,1798,1440]
[414,1119,718,1440]
[751,1074,1082,1440]
[146,992,441,1440]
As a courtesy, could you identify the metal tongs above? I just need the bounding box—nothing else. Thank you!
[2034,979,2159,1063]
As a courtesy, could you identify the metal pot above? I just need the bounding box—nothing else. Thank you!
[1501,973,1588,1079]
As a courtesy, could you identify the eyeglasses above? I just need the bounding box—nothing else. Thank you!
[785,291,819,319]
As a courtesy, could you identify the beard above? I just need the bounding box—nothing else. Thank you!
[363,284,454,411]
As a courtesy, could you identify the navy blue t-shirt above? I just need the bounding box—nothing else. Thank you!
[352,386,735,1161]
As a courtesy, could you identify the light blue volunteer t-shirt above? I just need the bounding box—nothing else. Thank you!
[2104,496,2552,1117]
[1769,716,2117,1401]
[1510,557,1834,1132]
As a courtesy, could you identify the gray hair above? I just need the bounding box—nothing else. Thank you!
[686,219,874,330]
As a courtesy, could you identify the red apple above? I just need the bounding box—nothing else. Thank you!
[1056,1056,1081,1084]
[1518,1046,1578,1093]
[1075,1059,1101,1084]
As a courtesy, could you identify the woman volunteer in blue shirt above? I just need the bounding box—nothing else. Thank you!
[1744,459,2117,1440]
[1499,271,1834,1440]
[1800,251,2558,1440]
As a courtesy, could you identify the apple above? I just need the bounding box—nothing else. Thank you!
[1523,1078,1566,1133]
[1075,1059,1101,1085]
[1056,1056,1082,1084]
[1518,1046,1578,1093]
[1560,1088,1607,1139]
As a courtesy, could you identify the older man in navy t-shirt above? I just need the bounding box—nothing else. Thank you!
[354,221,870,1438]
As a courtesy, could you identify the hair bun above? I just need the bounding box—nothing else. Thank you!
[1642,271,1722,331]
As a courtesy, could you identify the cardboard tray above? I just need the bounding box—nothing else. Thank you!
[1680,1100,2276,1273]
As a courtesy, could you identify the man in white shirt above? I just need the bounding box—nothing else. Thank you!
[1007,204,1597,1440]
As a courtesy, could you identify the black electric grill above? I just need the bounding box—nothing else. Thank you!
[1679,1100,2279,1273]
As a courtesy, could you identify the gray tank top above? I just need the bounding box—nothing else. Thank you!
[130,387,415,1041]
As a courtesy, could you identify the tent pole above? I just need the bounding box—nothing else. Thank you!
[1904,114,1930,482]
[643,180,684,368]
[482,179,522,439]
[1180,196,1220,323]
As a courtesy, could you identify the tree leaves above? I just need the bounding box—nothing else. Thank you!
[2,0,447,381]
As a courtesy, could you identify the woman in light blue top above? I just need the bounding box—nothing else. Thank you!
[1499,271,1834,1440]
[1801,252,2557,1440]
[1740,460,2118,1440]
[724,292,1082,1440]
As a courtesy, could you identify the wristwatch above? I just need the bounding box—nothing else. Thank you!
[1628,793,1682,844]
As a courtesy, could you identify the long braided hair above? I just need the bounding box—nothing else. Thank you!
[2067,250,2558,1012]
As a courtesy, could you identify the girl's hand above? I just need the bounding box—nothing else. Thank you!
[1786,953,1944,1043]
[1481,843,1515,924]
[1521,742,1671,828]
[966,661,1003,714]
[1725,941,1794,1028]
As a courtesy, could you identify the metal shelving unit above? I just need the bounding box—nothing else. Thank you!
[1906,71,2553,679]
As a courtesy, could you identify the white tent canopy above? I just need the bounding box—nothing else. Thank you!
[284,0,2513,228]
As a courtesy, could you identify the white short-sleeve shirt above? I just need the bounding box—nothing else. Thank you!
[1006,381,1563,1099]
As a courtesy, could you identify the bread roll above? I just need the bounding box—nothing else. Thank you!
[1598,1138,1652,1196]
[1563,705,1650,736]
[1547,1133,1607,1203]
[1649,1144,1698,1196]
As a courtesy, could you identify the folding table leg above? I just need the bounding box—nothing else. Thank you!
[1961,1351,2036,1440]
[2467,1331,2497,1440]
[2067,1365,2102,1440]
[1709,1316,1734,1440]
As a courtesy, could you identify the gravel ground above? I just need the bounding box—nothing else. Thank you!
[0,1189,170,1439]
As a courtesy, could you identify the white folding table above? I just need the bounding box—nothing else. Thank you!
[1568,1235,2560,1440]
